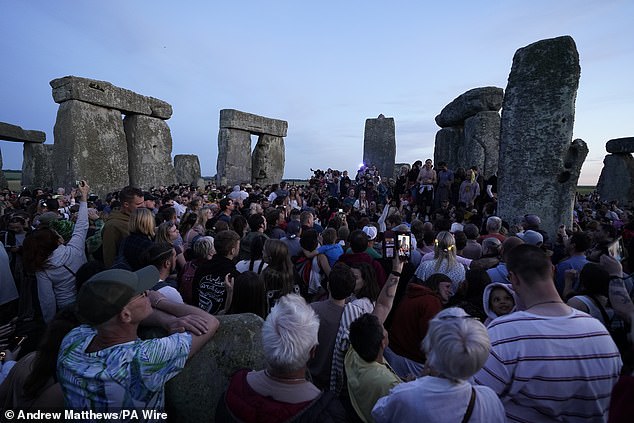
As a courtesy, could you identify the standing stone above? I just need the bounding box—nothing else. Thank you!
[252,135,285,185]
[166,313,265,423]
[363,114,396,179]
[22,144,54,189]
[497,36,587,239]
[464,111,500,179]
[216,128,252,187]
[435,87,504,128]
[597,154,634,205]
[174,154,202,186]
[434,127,463,171]
[124,115,176,189]
[52,100,129,197]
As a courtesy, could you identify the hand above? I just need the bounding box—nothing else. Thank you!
[564,269,577,285]
[78,180,90,201]
[88,208,100,221]
[600,255,624,278]
[392,255,405,271]
[165,314,211,336]
[224,274,234,292]
[148,290,167,308]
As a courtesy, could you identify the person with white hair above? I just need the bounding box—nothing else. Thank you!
[216,294,346,422]
[373,307,505,422]
[477,216,506,243]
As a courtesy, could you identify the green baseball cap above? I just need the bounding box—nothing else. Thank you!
[77,266,159,325]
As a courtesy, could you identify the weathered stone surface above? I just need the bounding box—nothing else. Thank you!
[252,135,285,185]
[0,122,46,143]
[464,111,500,179]
[124,115,176,189]
[52,100,129,197]
[363,114,396,179]
[22,143,54,189]
[498,36,586,239]
[435,87,504,128]
[216,128,252,186]
[165,313,265,423]
[606,137,634,154]
[597,154,634,206]
[174,154,202,186]
[434,127,464,172]
[50,76,173,119]
[220,109,287,137]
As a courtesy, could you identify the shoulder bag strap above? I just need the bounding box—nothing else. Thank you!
[461,387,476,423]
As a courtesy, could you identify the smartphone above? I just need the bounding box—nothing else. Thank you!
[383,231,395,258]
[396,232,411,259]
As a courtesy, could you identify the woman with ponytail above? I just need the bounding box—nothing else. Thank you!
[414,231,466,294]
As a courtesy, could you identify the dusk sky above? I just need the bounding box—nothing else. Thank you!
[1,1,632,185]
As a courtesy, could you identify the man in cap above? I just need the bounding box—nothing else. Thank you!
[143,191,158,212]
[516,229,544,247]
[345,225,381,259]
[58,266,219,410]
[521,213,550,246]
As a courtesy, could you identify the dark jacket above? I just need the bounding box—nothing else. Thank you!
[101,210,130,267]
[192,255,236,314]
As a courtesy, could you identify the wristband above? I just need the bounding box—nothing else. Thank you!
[390,271,401,277]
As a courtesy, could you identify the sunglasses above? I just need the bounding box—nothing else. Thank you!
[129,290,149,304]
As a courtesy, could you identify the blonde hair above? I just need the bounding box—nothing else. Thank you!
[433,231,457,271]
[128,208,156,238]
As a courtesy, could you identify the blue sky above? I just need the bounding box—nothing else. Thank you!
[1,0,632,185]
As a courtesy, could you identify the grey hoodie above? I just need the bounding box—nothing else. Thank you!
[483,282,517,326]
[37,201,88,322]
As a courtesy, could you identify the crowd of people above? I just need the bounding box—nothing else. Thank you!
[0,159,632,422]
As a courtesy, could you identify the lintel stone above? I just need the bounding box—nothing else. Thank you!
[50,76,172,119]
[220,109,288,137]
[0,122,46,143]
[606,137,634,154]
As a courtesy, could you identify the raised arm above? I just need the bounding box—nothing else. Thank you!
[145,291,220,359]
[372,257,404,325]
